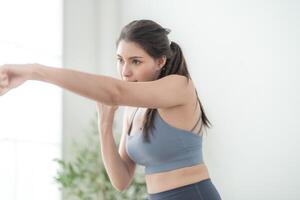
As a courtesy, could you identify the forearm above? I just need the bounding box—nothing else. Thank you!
[30,64,119,105]
[99,128,131,191]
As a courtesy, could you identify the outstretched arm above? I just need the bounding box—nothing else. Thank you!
[0,63,193,108]
[33,64,120,105]
[0,64,119,105]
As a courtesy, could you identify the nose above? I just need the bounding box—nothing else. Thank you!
[121,63,133,79]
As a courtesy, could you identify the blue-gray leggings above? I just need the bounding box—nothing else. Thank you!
[148,178,222,200]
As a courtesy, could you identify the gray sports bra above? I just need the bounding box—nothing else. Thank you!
[126,107,203,175]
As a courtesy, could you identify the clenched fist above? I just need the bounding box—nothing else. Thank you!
[0,64,36,96]
[96,102,119,133]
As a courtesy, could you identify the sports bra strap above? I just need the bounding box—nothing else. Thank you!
[190,88,202,133]
[190,113,202,133]
[128,107,139,135]
[130,107,139,122]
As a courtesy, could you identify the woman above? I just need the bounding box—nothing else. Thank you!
[0,19,221,200]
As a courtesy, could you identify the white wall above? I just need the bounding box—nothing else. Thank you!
[62,0,121,159]
[62,0,97,161]
[63,0,300,199]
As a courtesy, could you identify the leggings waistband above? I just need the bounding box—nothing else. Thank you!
[148,178,222,200]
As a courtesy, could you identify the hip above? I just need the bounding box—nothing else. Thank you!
[148,178,222,200]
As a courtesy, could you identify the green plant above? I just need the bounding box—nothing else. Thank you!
[54,115,147,200]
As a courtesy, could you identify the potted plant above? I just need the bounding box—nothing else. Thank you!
[54,114,147,200]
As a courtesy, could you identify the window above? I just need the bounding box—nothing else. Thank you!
[0,0,62,199]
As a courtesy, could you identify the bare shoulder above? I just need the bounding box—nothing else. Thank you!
[157,77,199,129]
[160,75,197,109]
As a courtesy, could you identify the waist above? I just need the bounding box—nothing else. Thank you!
[145,163,210,194]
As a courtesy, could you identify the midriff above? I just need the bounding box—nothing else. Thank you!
[145,163,210,194]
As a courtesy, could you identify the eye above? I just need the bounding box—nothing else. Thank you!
[132,59,141,65]
[117,58,123,63]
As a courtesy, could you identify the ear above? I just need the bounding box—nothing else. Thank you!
[155,56,167,71]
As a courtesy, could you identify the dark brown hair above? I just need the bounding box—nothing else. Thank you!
[116,19,212,142]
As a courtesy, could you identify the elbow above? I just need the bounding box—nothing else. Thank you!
[111,175,132,192]
[112,182,129,192]
[115,186,127,192]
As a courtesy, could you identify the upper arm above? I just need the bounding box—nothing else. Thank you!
[118,107,136,180]
[115,75,193,109]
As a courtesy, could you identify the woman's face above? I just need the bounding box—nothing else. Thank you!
[116,40,166,82]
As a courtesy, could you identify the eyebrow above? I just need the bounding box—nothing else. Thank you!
[117,54,144,59]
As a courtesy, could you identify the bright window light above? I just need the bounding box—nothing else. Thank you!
[0,0,62,200]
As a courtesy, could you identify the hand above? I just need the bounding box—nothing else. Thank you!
[96,102,119,132]
[0,64,36,96]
